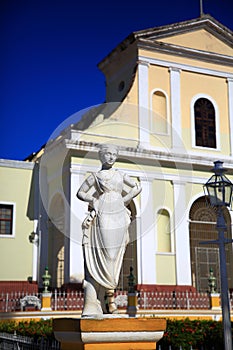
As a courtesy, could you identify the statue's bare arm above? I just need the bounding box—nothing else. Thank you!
[122,174,141,206]
[76,174,96,204]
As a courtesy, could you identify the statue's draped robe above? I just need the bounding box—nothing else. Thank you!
[83,169,131,289]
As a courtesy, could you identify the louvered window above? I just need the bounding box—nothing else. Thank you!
[194,98,216,148]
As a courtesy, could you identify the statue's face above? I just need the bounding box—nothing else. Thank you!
[100,146,118,166]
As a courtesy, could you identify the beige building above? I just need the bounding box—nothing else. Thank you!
[0,160,36,282]
[1,14,233,293]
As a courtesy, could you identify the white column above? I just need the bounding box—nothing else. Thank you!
[32,164,39,282]
[138,60,150,148]
[169,67,183,151]
[172,181,192,285]
[139,177,156,284]
[229,210,233,240]
[227,78,233,157]
[69,169,86,283]
[38,165,49,288]
[32,219,39,281]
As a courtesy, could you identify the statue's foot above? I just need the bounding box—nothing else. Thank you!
[82,303,103,318]
[108,302,118,314]
[82,313,103,319]
[82,280,103,318]
[106,289,118,314]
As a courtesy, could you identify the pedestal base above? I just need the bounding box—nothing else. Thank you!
[53,317,166,350]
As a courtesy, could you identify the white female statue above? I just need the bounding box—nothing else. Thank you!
[77,144,141,317]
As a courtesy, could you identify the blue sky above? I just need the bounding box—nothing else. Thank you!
[1,0,232,160]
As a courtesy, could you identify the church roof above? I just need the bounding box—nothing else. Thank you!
[26,15,233,162]
[133,14,232,44]
[98,14,233,69]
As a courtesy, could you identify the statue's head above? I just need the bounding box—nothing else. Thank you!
[98,144,119,167]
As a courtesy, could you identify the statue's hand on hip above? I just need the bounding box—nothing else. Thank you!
[82,210,96,229]
[92,198,99,212]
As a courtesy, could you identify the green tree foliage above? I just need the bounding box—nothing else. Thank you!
[158,318,224,349]
[0,319,54,341]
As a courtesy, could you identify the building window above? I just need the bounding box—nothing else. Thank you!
[0,204,14,235]
[151,90,168,134]
[189,197,233,292]
[194,98,216,148]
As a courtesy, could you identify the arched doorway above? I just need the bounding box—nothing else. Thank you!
[189,196,233,292]
[118,200,137,290]
[48,194,65,289]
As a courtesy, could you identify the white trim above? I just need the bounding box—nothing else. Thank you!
[156,252,176,256]
[67,141,233,168]
[136,216,142,285]
[69,171,85,282]
[169,67,183,151]
[32,219,39,281]
[139,178,156,284]
[229,211,233,240]
[227,78,233,157]
[186,192,206,217]
[172,181,192,285]
[71,162,211,186]
[190,93,220,151]
[0,159,34,169]
[138,55,233,80]
[138,60,150,147]
[0,201,16,238]
[81,330,164,343]
[150,88,170,135]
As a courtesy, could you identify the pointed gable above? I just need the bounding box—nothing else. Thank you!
[159,29,233,56]
[134,14,233,59]
[135,14,233,47]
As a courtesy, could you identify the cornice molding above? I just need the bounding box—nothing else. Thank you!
[0,159,34,170]
[138,39,233,67]
[137,60,150,67]
[66,140,233,174]
[138,55,233,79]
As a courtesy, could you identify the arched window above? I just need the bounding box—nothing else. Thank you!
[157,209,171,253]
[151,90,168,134]
[189,197,233,292]
[194,98,216,148]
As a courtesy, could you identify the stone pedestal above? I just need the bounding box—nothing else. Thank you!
[53,317,166,350]
[127,292,138,317]
[41,292,52,311]
[209,293,221,310]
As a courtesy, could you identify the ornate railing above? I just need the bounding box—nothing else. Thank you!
[0,289,220,313]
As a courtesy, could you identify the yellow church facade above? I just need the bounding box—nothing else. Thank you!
[0,14,233,294]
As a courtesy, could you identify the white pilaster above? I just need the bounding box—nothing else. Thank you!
[138,60,150,148]
[32,163,39,282]
[32,220,39,281]
[69,169,86,283]
[172,181,192,285]
[169,67,183,151]
[229,210,233,240]
[38,165,49,288]
[139,177,156,284]
[227,78,233,157]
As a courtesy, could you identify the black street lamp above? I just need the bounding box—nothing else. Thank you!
[203,160,233,350]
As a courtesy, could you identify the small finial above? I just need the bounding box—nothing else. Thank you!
[208,268,217,293]
[127,266,135,293]
[42,266,51,293]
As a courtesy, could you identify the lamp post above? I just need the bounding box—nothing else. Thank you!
[203,160,233,350]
